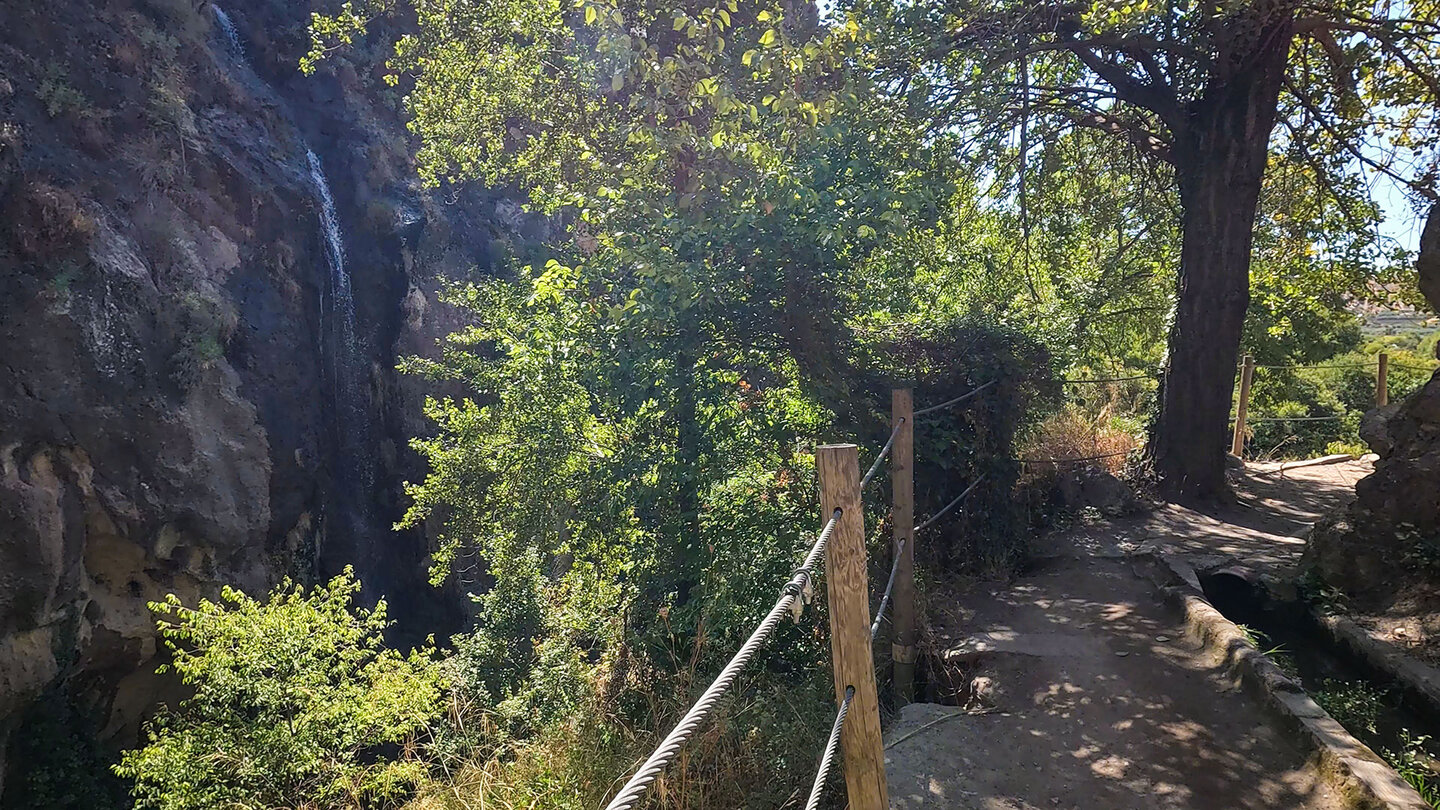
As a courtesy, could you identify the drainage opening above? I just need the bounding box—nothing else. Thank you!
[1198,570,1440,800]
[914,650,979,707]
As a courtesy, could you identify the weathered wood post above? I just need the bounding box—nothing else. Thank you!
[890,389,917,704]
[1377,352,1389,407]
[817,444,888,810]
[1231,354,1255,458]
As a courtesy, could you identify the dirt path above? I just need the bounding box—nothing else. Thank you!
[884,460,1374,809]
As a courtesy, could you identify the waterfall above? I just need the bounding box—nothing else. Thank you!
[306,149,357,349]
[211,6,246,61]
[210,6,374,533]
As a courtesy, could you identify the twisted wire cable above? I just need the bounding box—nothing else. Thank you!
[602,510,842,810]
[914,474,986,534]
[860,418,906,491]
[1245,415,1345,423]
[1062,373,1155,384]
[1015,449,1132,463]
[1261,360,1370,371]
[914,381,995,418]
[870,536,907,640]
[804,686,855,810]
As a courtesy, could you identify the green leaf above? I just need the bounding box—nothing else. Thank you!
[673,14,688,30]
[742,49,757,66]
[584,5,596,24]
[759,28,777,46]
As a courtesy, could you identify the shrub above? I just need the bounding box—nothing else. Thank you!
[856,316,1058,574]
[1242,339,1439,460]
[1,687,129,810]
[36,63,91,120]
[3,180,95,261]
[114,569,444,810]
[166,290,237,389]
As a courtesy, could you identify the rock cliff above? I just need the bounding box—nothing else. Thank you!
[0,0,520,794]
[1305,204,1440,600]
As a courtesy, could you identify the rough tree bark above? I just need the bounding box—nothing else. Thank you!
[1152,13,1295,501]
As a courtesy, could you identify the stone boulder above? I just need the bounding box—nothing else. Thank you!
[1305,203,1440,598]
[1056,467,1136,516]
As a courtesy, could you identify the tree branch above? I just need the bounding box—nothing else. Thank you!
[1055,107,1174,163]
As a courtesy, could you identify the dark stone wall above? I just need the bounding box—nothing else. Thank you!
[0,0,530,789]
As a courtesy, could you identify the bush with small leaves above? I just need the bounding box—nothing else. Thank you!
[114,568,444,810]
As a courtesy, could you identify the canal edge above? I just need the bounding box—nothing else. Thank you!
[1138,551,1431,810]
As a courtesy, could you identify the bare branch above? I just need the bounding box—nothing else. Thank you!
[1283,78,1439,201]
[1054,108,1174,163]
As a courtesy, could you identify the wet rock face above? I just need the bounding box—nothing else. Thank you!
[1305,204,1440,597]
[0,0,522,789]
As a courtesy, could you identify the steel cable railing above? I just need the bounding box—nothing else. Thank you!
[1062,372,1156,384]
[860,418,906,491]
[804,686,855,810]
[870,535,906,641]
[608,380,996,810]
[1015,448,1132,464]
[913,381,995,417]
[1255,361,1374,370]
[913,474,986,534]
[601,510,842,810]
[1245,415,1345,423]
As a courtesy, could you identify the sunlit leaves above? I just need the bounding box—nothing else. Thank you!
[115,570,443,809]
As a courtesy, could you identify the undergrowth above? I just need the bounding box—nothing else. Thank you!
[1312,680,1440,807]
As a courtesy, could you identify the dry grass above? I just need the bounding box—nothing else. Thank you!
[1017,404,1140,483]
[4,179,95,260]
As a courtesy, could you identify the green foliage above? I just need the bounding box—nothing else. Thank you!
[145,67,199,153]
[1314,679,1388,736]
[167,291,236,390]
[36,63,91,120]
[1314,680,1440,808]
[1238,338,1439,460]
[1385,731,1440,808]
[114,569,444,810]
[1,688,128,810]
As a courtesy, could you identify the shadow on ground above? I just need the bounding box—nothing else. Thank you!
[884,461,1373,809]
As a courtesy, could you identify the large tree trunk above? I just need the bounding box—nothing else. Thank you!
[1152,13,1293,501]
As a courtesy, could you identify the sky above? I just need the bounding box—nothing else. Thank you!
[1374,174,1427,253]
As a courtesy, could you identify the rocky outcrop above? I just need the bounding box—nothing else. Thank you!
[1305,203,1440,598]
[0,0,526,793]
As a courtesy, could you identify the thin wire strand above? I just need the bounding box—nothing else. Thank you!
[1015,449,1132,464]
[860,418,906,491]
[1254,362,1375,370]
[804,687,855,810]
[602,511,842,810]
[870,537,906,640]
[914,474,986,534]
[1244,415,1345,423]
[1062,373,1155,384]
[914,381,995,417]
[1391,363,1439,372]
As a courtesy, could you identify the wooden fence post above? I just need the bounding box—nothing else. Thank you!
[1231,354,1255,458]
[890,389,917,704]
[817,444,888,810]
[1377,352,1389,407]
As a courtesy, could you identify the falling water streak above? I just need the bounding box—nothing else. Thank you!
[306,149,357,346]
[211,6,246,61]
[211,5,374,548]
